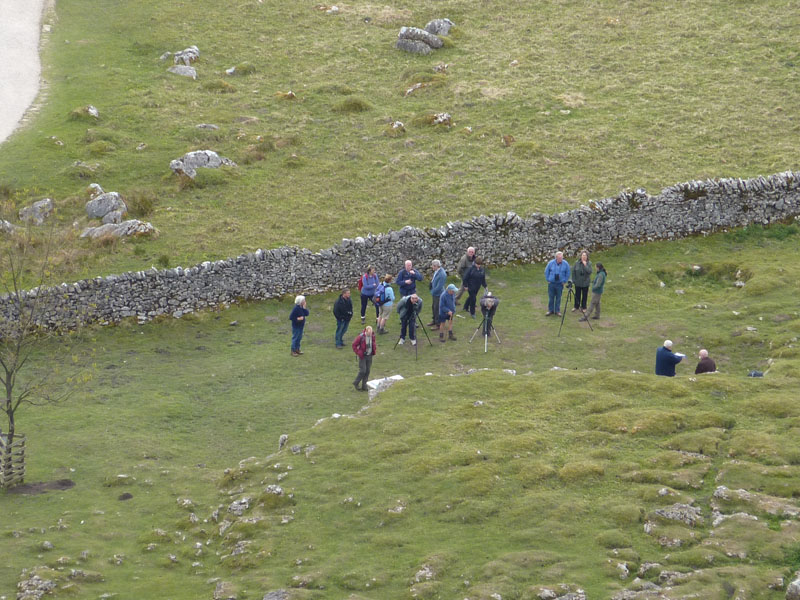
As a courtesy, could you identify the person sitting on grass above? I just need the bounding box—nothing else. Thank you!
[655,339,684,377]
[695,349,717,374]
[438,284,458,343]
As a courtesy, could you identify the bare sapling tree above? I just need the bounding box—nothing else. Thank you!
[0,228,86,486]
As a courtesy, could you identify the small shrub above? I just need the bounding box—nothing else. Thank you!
[125,189,157,217]
[202,79,236,93]
[332,96,373,113]
[157,255,170,268]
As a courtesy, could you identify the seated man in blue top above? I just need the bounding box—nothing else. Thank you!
[397,260,423,297]
[655,340,685,377]
[544,251,571,316]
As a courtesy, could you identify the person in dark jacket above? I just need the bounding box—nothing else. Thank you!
[438,284,458,342]
[333,288,353,348]
[571,250,592,312]
[695,349,717,374]
[462,257,487,318]
[289,295,309,356]
[655,340,684,376]
[396,293,423,345]
[397,260,423,297]
[352,326,377,391]
[580,263,606,321]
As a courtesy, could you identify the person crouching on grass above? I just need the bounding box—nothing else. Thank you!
[438,284,458,342]
[352,326,377,392]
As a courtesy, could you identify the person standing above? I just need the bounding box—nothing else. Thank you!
[571,250,592,313]
[480,292,500,337]
[580,263,606,321]
[695,349,717,374]
[428,259,447,327]
[544,251,571,316]
[376,274,395,335]
[359,266,380,325]
[438,284,458,342]
[655,340,684,377]
[455,246,476,305]
[397,260,423,297]
[396,293,423,345]
[463,257,487,319]
[333,288,353,349]
[352,326,377,392]
[289,295,309,357]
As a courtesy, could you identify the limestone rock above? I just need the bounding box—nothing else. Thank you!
[19,198,54,225]
[398,26,443,49]
[424,18,454,36]
[102,209,126,225]
[1,219,19,235]
[654,503,703,527]
[167,65,197,79]
[395,38,431,55]
[263,591,289,600]
[86,191,127,220]
[80,220,157,240]
[213,580,236,600]
[169,150,236,179]
[87,183,104,198]
[173,45,200,65]
[787,573,800,600]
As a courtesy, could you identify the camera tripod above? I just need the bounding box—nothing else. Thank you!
[393,312,432,360]
[469,315,502,353]
[558,284,593,337]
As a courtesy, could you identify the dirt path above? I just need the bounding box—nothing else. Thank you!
[0,0,47,145]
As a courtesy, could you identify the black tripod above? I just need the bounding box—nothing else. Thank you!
[469,315,501,352]
[393,312,432,360]
[558,284,593,337]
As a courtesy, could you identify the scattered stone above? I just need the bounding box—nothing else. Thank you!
[173,45,200,65]
[228,497,250,516]
[290,445,302,455]
[19,199,54,225]
[264,485,283,496]
[41,541,54,551]
[167,65,197,79]
[433,63,449,73]
[262,591,289,600]
[786,574,800,600]
[713,485,800,517]
[433,112,452,126]
[87,182,104,197]
[398,26,443,49]
[1,219,20,235]
[16,570,57,599]
[675,289,685,295]
[213,580,236,600]
[424,18,454,36]
[278,434,288,450]
[159,52,171,61]
[169,150,236,179]
[414,564,435,582]
[118,492,133,501]
[617,562,629,579]
[80,220,157,240]
[196,123,219,130]
[654,503,704,527]
[86,191,126,220]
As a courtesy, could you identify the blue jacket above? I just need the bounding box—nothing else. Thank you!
[545,258,571,284]
[655,346,683,377]
[289,305,309,329]
[397,267,423,296]
[430,267,447,297]
[439,291,456,320]
[360,273,379,297]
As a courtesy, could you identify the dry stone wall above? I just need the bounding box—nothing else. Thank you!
[3,171,799,330]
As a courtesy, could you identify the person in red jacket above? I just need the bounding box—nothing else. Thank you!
[352,326,377,392]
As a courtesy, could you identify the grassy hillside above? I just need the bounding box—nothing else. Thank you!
[2,229,800,597]
[0,0,799,280]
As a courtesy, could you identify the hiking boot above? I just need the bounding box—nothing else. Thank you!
[578,317,587,322]
[449,331,457,341]
[426,321,436,327]
[439,333,446,343]
[354,382,361,392]
[291,351,299,357]
[591,316,599,320]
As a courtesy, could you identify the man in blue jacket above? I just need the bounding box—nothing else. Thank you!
[655,340,685,376]
[544,251,571,316]
[397,260,423,297]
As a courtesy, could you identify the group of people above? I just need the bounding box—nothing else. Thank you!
[656,340,717,377]
[289,246,717,390]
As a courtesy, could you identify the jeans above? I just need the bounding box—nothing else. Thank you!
[291,325,304,352]
[335,319,350,347]
[400,316,416,340]
[548,282,564,313]
[574,286,588,310]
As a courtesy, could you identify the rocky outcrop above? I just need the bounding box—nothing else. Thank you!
[169,150,236,179]
[86,191,126,220]
[80,219,157,240]
[19,199,54,225]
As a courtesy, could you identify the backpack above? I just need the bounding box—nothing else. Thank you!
[373,283,386,306]
[357,273,364,292]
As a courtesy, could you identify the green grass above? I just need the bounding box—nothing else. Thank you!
[2,232,800,597]
[0,0,799,280]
